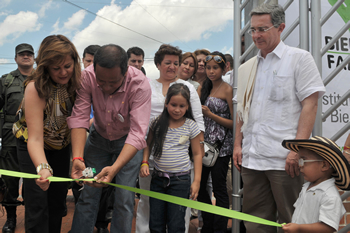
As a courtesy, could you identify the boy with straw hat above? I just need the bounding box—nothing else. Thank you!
[281,136,350,233]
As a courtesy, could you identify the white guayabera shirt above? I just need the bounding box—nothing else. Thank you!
[241,41,326,171]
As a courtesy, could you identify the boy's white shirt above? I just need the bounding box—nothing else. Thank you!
[292,178,345,231]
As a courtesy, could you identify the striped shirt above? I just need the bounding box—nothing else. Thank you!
[152,118,200,173]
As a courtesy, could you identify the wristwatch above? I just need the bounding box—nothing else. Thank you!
[36,163,53,175]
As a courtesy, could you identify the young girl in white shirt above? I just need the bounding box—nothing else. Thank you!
[140,83,202,233]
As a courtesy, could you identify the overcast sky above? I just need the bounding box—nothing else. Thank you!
[0,0,234,78]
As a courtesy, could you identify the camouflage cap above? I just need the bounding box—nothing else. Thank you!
[15,43,34,54]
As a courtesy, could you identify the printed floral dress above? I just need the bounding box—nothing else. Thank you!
[204,97,233,157]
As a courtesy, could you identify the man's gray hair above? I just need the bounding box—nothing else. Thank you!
[250,3,285,26]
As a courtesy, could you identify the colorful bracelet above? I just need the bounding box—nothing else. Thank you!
[344,146,350,151]
[344,150,350,156]
[140,163,149,168]
[72,157,84,162]
[141,161,149,165]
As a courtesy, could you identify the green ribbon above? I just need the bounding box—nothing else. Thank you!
[0,169,282,227]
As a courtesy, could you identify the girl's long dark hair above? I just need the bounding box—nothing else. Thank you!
[200,51,226,104]
[151,83,194,159]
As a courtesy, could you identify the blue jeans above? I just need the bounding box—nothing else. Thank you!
[149,173,191,233]
[70,125,142,233]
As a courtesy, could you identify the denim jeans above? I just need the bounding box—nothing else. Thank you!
[149,173,191,233]
[70,125,143,233]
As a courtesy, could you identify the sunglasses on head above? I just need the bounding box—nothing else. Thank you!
[205,55,226,64]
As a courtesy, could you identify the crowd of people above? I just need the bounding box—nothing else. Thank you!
[0,3,350,233]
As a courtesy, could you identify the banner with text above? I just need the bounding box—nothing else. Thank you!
[282,0,350,146]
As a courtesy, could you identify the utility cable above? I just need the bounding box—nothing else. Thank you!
[57,1,232,9]
[63,0,164,44]
[134,0,192,51]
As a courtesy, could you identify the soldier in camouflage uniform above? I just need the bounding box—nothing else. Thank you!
[0,43,34,233]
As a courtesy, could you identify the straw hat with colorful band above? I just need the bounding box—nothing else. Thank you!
[282,136,350,191]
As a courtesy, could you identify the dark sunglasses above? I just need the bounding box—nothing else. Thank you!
[205,55,226,64]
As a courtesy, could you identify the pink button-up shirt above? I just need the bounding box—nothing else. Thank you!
[67,65,151,150]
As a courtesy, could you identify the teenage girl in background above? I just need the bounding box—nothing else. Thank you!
[140,83,202,233]
[197,51,233,233]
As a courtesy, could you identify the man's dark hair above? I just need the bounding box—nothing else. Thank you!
[224,54,233,69]
[127,47,145,59]
[93,44,128,75]
[83,45,101,58]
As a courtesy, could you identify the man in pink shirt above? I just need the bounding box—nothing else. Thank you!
[67,44,151,233]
